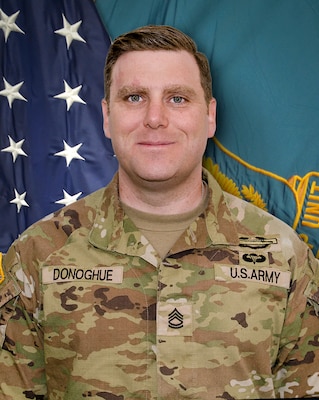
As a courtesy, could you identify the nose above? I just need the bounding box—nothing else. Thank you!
[143,100,168,129]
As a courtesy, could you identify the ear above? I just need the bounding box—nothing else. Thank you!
[101,99,111,139]
[207,97,217,139]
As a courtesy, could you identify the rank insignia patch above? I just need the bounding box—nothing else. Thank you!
[157,301,193,336]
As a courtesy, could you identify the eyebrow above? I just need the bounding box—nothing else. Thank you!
[116,86,148,99]
[164,85,197,99]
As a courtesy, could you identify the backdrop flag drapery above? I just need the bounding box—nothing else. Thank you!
[0,0,118,253]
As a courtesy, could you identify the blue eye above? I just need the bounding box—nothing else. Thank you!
[128,94,141,102]
[171,96,184,104]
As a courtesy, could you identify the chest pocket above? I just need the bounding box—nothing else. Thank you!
[215,235,292,289]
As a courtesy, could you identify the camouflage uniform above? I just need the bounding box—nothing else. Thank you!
[0,169,319,399]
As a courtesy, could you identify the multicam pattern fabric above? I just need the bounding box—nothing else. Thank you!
[0,170,319,399]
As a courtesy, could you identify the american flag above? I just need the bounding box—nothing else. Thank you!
[0,0,118,253]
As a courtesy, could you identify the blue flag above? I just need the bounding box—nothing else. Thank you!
[0,0,118,253]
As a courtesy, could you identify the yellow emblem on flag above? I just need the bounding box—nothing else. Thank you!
[0,253,4,284]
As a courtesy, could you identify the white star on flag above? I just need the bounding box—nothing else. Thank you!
[1,135,28,162]
[0,78,27,108]
[10,189,29,213]
[54,140,85,166]
[0,9,24,42]
[54,80,86,111]
[54,14,86,49]
[55,189,82,206]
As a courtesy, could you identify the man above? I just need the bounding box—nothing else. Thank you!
[0,25,319,399]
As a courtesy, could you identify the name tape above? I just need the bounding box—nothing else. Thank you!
[215,264,291,289]
[42,266,124,284]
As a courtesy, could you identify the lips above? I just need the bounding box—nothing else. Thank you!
[138,141,174,146]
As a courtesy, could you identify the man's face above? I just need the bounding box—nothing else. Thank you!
[102,50,216,189]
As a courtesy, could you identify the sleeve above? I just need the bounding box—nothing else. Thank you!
[0,246,47,399]
[273,248,319,398]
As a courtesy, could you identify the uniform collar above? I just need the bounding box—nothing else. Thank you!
[89,169,240,264]
[89,173,159,264]
[166,169,240,256]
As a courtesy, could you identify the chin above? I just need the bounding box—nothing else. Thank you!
[137,171,176,184]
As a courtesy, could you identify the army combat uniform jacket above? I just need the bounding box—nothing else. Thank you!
[0,170,319,399]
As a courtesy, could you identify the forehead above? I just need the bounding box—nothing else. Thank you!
[111,50,201,88]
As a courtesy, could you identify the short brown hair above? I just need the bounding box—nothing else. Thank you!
[104,25,212,105]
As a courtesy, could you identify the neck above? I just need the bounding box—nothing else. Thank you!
[118,170,204,215]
